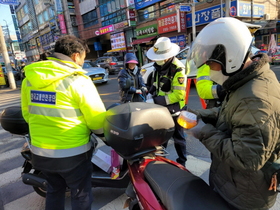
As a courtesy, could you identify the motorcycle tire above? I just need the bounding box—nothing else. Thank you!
[33,170,47,198]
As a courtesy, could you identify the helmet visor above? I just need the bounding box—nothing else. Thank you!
[187,42,220,69]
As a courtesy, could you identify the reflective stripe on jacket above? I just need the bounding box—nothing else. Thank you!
[21,56,106,158]
[153,57,186,109]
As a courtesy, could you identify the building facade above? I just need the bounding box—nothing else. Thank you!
[14,0,280,64]
[15,0,77,63]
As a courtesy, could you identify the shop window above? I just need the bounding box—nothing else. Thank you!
[38,13,44,25]
[48,7,55,18]
[160,0,177,16]
[101,8,126,27]
[138,6,155,23]
[43,10,49,22]
[23,4,28,15]
[68,2,75,14]
[262,35,270,45]
[82,10,98,28]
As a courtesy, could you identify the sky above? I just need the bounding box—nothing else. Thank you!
[0,3,16,35]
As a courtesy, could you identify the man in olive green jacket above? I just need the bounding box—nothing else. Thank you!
[187,17,280,210]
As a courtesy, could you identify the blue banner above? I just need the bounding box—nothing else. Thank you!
[0,0,18,5]
[135,0,161,10]
[187,1,238,27]
[238,2,264,17]
[177,35,186,48]
[169,36,177,43]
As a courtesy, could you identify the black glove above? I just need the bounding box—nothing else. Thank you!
[185,119,206,139]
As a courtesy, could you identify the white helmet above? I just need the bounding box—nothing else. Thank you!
[188,17,253,75]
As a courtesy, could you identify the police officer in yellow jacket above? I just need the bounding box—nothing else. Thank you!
[146,37,187,166]
[196,64,226,108]
[21,35,106,210]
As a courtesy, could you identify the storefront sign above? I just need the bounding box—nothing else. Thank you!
[111,32,126,50]
[238,1,264,17]
[135,0,161,10]
[129,10,136,21]
[158,12,185,34]
[128,9,136,26]
[177,35,186,48]
[186,1,237,27]
[186,0,264,28]
[127,0,135,8]
[135,24,158,39]
[54,0,63,14]
[99,25,114,35]
[0,0,18,5]
[169,35,186,48]
[114,21,128,30]
[58,14,67,34]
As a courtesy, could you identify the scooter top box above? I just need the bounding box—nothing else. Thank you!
[0,106,29,135]
[103,102,175,160]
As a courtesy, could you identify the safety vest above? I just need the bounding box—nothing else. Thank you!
[196,64,219,100]
[153,58,186,109]
[21,58,106,158]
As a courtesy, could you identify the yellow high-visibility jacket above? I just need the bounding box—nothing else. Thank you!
[196,64,219,100]
[21,57,106,158]
[151,57,186,114]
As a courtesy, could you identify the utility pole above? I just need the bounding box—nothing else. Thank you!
[0,24,16,89]
[225,0,230,17]
[3,19,15,59]
[191,0,196,40]
[251,0,254,23]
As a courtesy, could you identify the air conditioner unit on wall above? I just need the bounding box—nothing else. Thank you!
[264,14,270,20]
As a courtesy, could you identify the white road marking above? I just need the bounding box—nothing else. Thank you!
[0,167,22,188]
[3,192,45,210]
[0,147,21,162]
[99,194,128,210]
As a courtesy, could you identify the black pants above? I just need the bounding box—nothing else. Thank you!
[42,159,93,210]
[164,116,187,165]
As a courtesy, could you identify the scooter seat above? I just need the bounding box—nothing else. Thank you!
[144,161,230,210]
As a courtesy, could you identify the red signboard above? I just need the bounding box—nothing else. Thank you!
[157,12,185,34]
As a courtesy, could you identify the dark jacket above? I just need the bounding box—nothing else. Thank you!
[118,53,145,102]
[196,54,280,210]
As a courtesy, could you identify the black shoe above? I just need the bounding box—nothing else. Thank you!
[176,158,186,167]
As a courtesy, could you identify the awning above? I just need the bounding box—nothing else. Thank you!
[107,47,126,52]
[254,20,278,30]
[131,36,157,45]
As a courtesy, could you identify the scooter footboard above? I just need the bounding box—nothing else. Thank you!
[144,161,230,210]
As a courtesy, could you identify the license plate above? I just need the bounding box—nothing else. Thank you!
[92,77,102,81]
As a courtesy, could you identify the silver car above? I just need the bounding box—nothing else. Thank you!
[83,60,109,84]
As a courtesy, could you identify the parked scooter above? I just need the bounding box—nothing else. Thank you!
[103,102,231,210]
[0,106,130,197]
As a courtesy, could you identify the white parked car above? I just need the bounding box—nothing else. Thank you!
[83,60,109,84]
[140,46,197,86]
